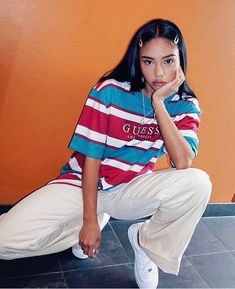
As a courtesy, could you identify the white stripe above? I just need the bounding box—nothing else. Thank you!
[86,98,109,114]
[99,178,113,190]
[75,124,106,144]
[171,94,180,101]
[125,139,163,150]
[96,79,130,91]
[69,157,82,172]
[111,106,143,123]
[173,113,200,122]
[180,129,198,141]
[106,136,126,148]
[186,98,200,110]
[101,158,143,172]
[149,156,157,164]
[163,146,167,154]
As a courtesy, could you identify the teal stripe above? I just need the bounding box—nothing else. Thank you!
[90,87,152,115]
[165,99,201,115]
[69,135,105,159]
[184,136,199,155]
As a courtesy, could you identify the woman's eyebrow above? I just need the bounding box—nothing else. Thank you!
[141,56,155,60]
[162,54,176,59]
[141,54,176,60]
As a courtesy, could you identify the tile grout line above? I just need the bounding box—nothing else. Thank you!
[58,261,133,274]
[186,262,211,289]
[202,218,235,253]
[58,253,69,288]
[187,249,235,258]
[0,270,65,281]
[108,222,132,263]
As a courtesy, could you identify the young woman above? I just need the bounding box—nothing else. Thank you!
[0,19,211,288]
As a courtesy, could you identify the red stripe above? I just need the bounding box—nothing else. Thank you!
[48,181,81,188]
[174,116,200,132]
[100,163,155,187]
[56,174,81,181]
[78,105,108,135]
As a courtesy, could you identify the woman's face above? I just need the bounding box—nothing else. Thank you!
[139,37,180,97]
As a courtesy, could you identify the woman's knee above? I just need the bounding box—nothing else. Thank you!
[186,168,212,203]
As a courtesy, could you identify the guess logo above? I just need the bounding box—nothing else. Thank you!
[122,123,160,140]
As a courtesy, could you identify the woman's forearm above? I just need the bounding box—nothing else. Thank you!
[154,100,194,169]
[82,156,101,223]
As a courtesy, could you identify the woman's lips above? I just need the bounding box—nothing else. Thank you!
[152,81,166,88]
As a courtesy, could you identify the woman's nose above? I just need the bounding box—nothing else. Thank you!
[154,64,164,77]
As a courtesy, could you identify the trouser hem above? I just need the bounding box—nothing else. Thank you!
[141,245,180,275]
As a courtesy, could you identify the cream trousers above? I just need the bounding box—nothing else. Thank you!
[0,168,211,275]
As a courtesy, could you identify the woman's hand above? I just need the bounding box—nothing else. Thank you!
[152,67,185,106]
[79,221,101,258]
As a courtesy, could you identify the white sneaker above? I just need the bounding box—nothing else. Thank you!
[72,243,89,259]
[72,213,110,259]
[128,222,159,289]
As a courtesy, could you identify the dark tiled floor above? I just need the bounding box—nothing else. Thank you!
[0,210,235,288]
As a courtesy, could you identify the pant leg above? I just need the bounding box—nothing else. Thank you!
[0,183,107,260]
[100,168,212,275]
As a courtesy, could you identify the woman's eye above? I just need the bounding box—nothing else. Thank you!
[144,60,153,65]
[165,59,174,64]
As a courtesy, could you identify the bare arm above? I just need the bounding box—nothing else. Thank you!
[79,156,101,258]
[152,67,195,169]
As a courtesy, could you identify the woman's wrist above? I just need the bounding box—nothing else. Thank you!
[152,98,165,111]
[83,216,98,224]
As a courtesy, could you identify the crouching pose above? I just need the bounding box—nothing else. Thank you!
[0,19,212,288]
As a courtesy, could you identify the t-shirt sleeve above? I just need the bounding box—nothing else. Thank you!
[173,97,201,156]
[68,85,110,159]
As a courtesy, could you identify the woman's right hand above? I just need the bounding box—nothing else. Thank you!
[152,66,185,106]
[79,221,101,258]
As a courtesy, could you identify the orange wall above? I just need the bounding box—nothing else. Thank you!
[0,0,235,204]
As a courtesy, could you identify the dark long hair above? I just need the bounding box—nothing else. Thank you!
[99,19,196,98]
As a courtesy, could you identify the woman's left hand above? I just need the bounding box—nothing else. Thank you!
[152,67,185,106]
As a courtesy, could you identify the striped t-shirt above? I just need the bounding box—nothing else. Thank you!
[49,79,201,190]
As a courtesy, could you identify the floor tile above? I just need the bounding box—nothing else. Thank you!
[59,223,130,272]
[189,251,235,288]
[158,258,209,288]
[0,272,67,288]
[185,220,228,256]
[0,215,235,288]
[109,220,137,262]
[0,253,61,278]
[64,264,137,288]
[202,216,235,251]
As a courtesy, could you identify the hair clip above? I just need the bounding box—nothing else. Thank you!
[174,34,179,45]
[139,38,143,47]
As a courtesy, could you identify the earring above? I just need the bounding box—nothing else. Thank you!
[139,38,143,47]
[141,76,145,84]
